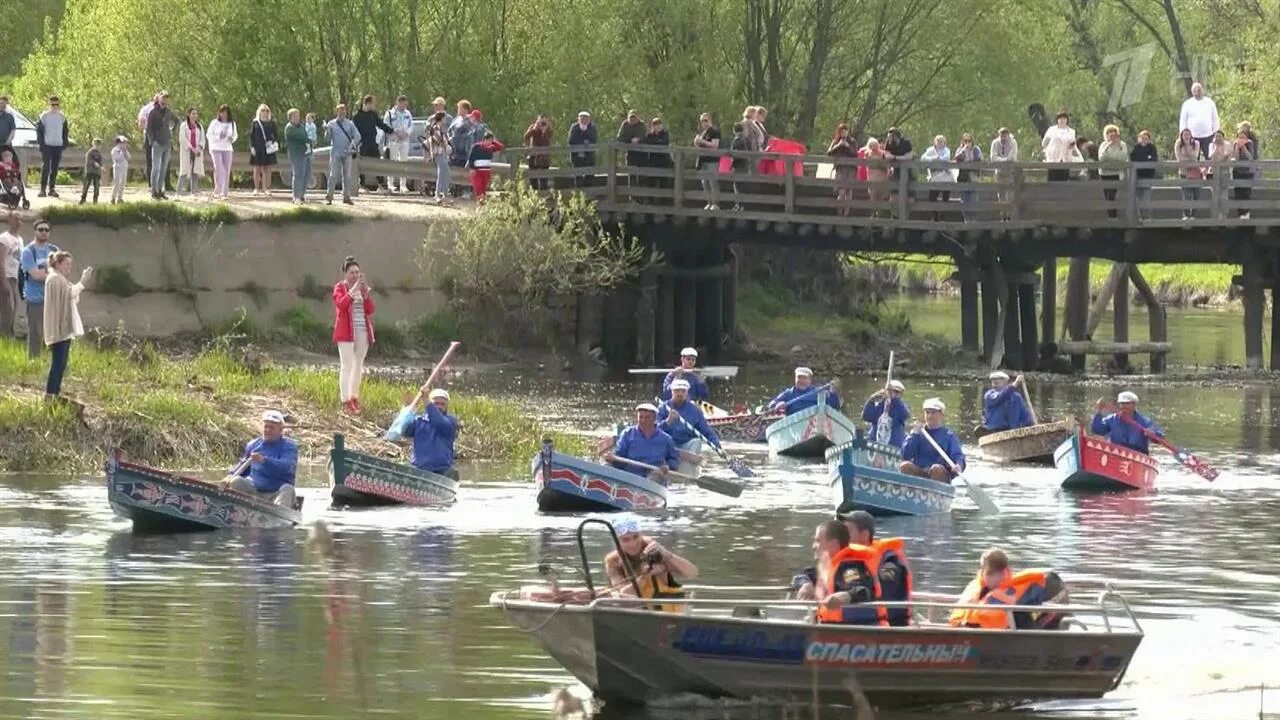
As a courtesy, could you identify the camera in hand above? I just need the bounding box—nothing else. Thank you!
[644,549,663,566]
[849,585,873,603]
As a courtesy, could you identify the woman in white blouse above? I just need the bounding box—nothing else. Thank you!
[1041,110,1077,181]
[176,107,206,195]
[207,105,238,200]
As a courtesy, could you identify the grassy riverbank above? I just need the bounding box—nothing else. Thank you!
[846,256,1238,306]
[0,337,587,474]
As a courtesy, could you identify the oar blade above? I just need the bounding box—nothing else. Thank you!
[726,456,756,478]
[692,475,744,498]
[956,474,1000,514]
[1174,449,1219,481]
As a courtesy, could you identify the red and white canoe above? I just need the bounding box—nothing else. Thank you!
[1054,428,1160,492]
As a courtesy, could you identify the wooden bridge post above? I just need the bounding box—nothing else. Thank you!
[1018,281,1038,370]
[677,276,697,350]
[958,259,980,352]
[1113,269,1131,371]
[1271,254,1280,371]
[1064,258,1090,371]
[895,168,910,220]
[700,253,726,361]
[1004,284,1023,370]
[980,270,999,364]
[605,144,617,204]
[635,266,658,367]
[672,147,686,209]
[1040,258,1057,350]
[1128,266,1168,373]
[656,270,675,363]
[1242,258,1265,370]
[723,247,739,349]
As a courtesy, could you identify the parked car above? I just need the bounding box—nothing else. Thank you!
[2,106,39,148]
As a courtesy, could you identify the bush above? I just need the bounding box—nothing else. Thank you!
[92,264,143,297]
[258,206,353,226]
[273,304,330,350]
[372,321,407,356]
[414,309,463,344]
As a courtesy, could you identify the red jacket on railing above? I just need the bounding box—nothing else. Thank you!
[718,137,806,176]
[332,282,376,344]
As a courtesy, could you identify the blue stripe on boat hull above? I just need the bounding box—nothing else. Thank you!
[532,450,668,513]
[825,438,955,516]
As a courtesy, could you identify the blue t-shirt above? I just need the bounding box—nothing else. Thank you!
[1091,411,1162,454]
[20,242,57,303]
[235,436,299,493]
[613,425,680,478]
[406,403,459,473]
[982,385,1034,431]
[657,399,722,449]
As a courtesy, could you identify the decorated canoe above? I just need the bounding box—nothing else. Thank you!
[979,419,1076,464]
[329,433,458,507]
[765,393,857,458]
[106,450,302,533]
[826,434,955,516]
[534,440,668,513]
[1054,429,1160,492]
[699,401,781,443]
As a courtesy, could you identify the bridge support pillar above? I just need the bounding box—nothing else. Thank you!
[1040,259,1057,354]
[1113,270,1130,372]
[980,269,1000,364]
[1018,282,1038,370]
[676,275,697,351]
[1004,284,1023,370]
[958,260,980,353]
[1064,258,1090,371]
[723,247,739,352]
[1271,278,1280,372]
[1242,259,1265,370]
[635,267,657,367]
[656,271,675,362]
[700,260,724,361]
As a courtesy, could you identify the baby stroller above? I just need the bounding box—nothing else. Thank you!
[0,148,31,210]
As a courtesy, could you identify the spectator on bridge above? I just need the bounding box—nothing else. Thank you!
[618,110,647,193]
[0,97,16,154]
[862,138,889,216]
[523,114,553,190]
[1206,129,1230,214]
[144,93,178,200]
[1041,111,1076,182]
[568,111,598,187]
[431,97,453,128]
[921,135,954,221]
[990,128,1017,209]
[249,104,279,196]
[729,122,749,211]
[643,117,671,194]
[207,105,237,200]
[1179,83,1220,161]
[384,95,415,194]
[1238,121,1260,159]
[448,100,474,171]
[325,103,361,206]
[284,109,312,205]
[466,128,503,202]
[1173,129,1203,220]
[884,127,913,187]
[693,113,721,210]
[1129,130,1158,220]
[953,133,983,214]
[353,95,393,194]
[755,107,771,146]
[36,96,70,198]
[1097,125,1128,219]
[827,123,858,215]
[742,107,765,153]
[137,93,160,188]
[176,107,206,196]
[423,111,452,204]
[109,136,130,204]
[1232,127,1256,219]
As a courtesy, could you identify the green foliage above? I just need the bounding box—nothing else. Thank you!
[40,201,239,229]
[371,321,407,356]
[257,206,354,226]
[273,304,330,350]
[424,180,650,341]
[414,309,463,344]
[91,263,143,297]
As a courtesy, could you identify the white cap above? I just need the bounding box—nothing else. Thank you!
[612,514,642,536]
[262,410,285,424]
[989,371,1010,381]
[887,380,905,392]
[670,379,691,391]
[428,389,450,401]
[680,347,698,358]
[1117,391,1139,403]
[923,398,945,412]
[635,402,659,413]
[578,110,591,117]
[795,367,813,378]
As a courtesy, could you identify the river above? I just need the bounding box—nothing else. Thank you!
[885,294,1257,369]
[1,372,1278,720]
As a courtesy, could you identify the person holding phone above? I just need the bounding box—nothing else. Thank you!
[332,256,375,414]
[42,250,91,399]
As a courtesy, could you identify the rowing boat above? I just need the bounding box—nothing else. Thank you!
[826,434,955,516]
[533,439,668,513]
[329,433,458,506]
[106,450,302,533]
[699,401,781,443]
[489,519,1143,709]
[979,419,1076,464]
[1055,428,1160,492]
[765,393,857,457]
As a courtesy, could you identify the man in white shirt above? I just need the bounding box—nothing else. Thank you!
[989,128,1019,204]
[1179,83,1219,160]
[384,95,414,193]
[0,212,22,337]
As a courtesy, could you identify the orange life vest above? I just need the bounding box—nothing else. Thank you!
[949,569,1049,629]
[817,538,911,625]
[870,538,912,626]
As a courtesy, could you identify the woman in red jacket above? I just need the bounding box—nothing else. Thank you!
[332,256,375,414]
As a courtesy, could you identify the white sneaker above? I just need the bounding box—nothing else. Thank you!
[709,203,720,211]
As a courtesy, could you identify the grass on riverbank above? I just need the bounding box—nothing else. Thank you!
[845,255,1237,306]
[0,338,588,474]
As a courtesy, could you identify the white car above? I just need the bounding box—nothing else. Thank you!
[2,106,40,148]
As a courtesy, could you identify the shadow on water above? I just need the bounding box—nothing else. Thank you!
[1,370,1279,718]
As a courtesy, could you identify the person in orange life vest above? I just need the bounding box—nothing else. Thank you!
[949,548,1054,629]
[811,520,888,624]
[900,397,964,483]
[603,514,698,611]
[798,508,912,625]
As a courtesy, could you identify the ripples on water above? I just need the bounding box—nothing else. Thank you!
[0,375,1278,719]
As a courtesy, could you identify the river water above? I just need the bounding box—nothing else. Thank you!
[1,371,1279,720]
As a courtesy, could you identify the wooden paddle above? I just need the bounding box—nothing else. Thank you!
[219,457,253,489]
[916,426,1000,514]
[386,341,460,441]
[656,398,755,478]
[1014,375,1039,425]
[606,454,744,498]
[1115,413,1219,481]
[628,366,739,379]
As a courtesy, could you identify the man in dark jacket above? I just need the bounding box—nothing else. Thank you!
[567,111,598,187]
[643,117,671,194]
[145,93,178,199]
[352,94,393,193]
[617,110,647,193]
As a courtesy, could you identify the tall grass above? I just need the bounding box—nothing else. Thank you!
[40,201,239,229]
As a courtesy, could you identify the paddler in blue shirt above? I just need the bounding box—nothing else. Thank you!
[225,410,299,507]
[404,387,461,479]
[660,347,710,403]
[604,403,680,479]
[657,379,723,451]
[977,371,1035,437]
[862,379,909,445]
[767,367,842,416]
[1091,391,1163,455]
[899,397,965,483]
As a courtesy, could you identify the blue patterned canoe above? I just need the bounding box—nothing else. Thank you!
[765,393,858,458]
[533,439,668,513]
[106,452,302,533]
[329,433,458,506]
[826,434,955,516]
